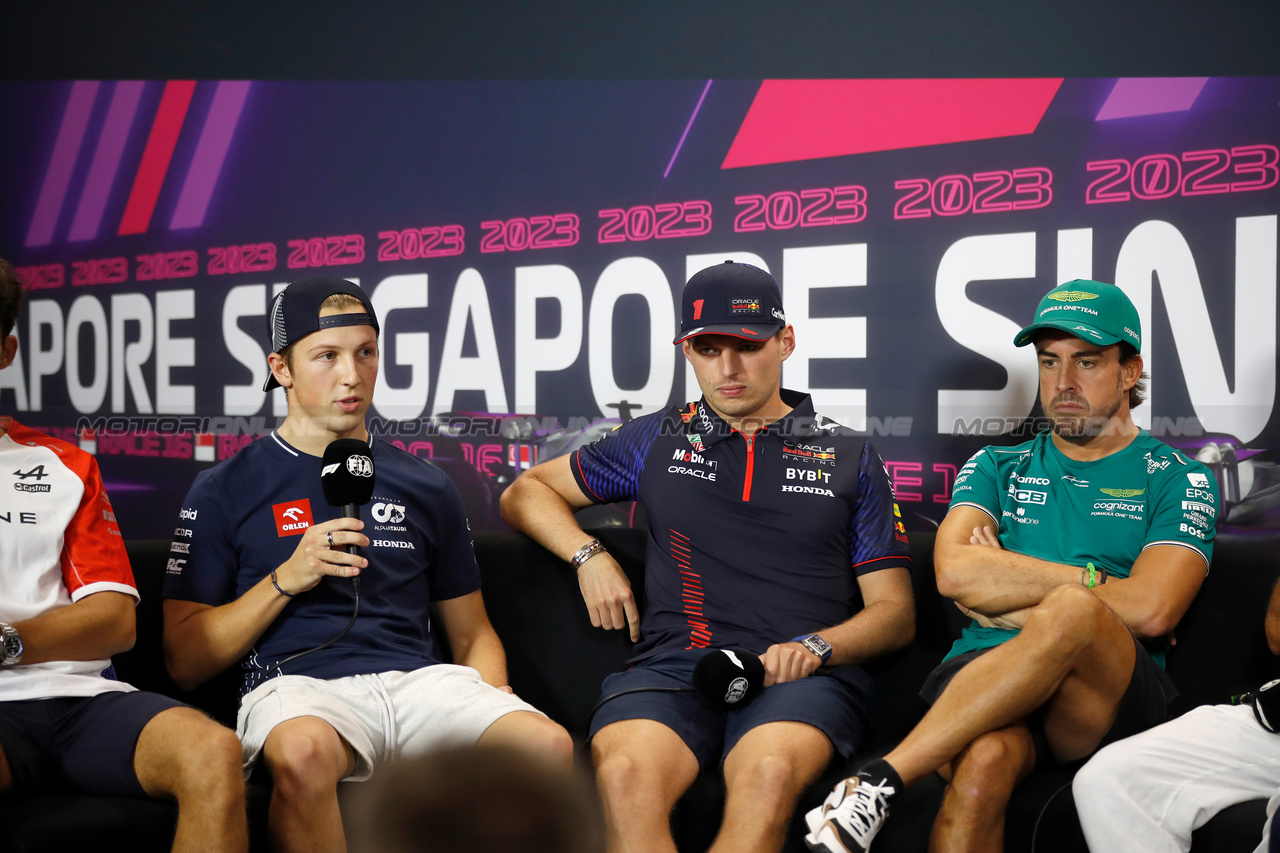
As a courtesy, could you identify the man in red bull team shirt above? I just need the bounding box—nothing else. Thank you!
[502,260,916,853]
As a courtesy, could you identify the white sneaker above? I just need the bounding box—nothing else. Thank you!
[802,776,894,852]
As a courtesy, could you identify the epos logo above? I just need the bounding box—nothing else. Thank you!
[273,499,314,537]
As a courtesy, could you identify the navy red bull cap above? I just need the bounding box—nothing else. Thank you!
[673,260,787,345]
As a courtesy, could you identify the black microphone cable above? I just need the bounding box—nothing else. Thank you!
[267,581,360,679]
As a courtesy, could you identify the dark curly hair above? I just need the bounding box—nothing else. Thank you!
[1119,342,1148,409]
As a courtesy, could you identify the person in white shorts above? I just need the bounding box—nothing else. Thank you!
[162,276,571,853]
[1074,573,1280,853]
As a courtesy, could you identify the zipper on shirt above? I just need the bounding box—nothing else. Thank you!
[742,433,756,501]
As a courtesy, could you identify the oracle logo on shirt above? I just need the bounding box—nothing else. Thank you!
[273,499,314,537]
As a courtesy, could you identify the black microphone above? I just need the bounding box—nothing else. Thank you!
[321,438,376,556]
[693,649,765,709]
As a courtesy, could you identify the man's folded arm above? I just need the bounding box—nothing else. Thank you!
[935,505,1080,614]
[14,590,135,665]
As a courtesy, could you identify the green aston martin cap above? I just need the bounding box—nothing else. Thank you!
[1013,279,1141,349]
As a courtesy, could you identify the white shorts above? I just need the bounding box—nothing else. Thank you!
[236,665,544,781]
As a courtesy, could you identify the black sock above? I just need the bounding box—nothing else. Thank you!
[855,758,904,798]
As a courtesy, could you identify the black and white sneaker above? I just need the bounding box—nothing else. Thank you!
[802,776,894,852]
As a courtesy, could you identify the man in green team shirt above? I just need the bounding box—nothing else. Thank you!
[805,280,1220,853]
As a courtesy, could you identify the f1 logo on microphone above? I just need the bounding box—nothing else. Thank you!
[273,499,314,537]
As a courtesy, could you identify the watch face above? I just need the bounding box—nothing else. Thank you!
[2,634,20,662]
[804,635,832,658]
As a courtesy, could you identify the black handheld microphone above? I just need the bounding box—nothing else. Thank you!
[320,438,376,557]
[270,438,375,678]
[693,649,766,709]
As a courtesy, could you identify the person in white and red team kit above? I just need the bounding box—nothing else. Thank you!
[162,276,572,853]
[0,258,248,852]
[502,261,916,853]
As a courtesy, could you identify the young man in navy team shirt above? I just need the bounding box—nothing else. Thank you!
[163,277,571,853]
[502,261,916,853]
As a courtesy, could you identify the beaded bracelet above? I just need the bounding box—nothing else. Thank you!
[1081,562,1107,589]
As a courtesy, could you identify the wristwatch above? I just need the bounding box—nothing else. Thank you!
[0,622,24,666]
[792,633,833,663]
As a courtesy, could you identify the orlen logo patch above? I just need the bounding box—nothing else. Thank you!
[273,499,314,537]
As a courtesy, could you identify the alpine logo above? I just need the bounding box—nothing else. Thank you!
[273,499,314,537]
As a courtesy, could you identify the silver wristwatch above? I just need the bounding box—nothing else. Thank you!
[0,622,24,666]
[793,633,833,663]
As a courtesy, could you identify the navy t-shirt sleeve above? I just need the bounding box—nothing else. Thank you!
[426,471,483,602]
[849,440,913,575]
[570,414,663,504]
[162,471,239,605]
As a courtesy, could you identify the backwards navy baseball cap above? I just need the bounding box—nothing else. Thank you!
[673,260,787,345]
[263,276,381,391]
[1013,279,1142,350]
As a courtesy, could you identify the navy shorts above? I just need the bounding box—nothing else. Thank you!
[919,636,1176,765]
[588,648,873,771]
[0,690,185,795]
